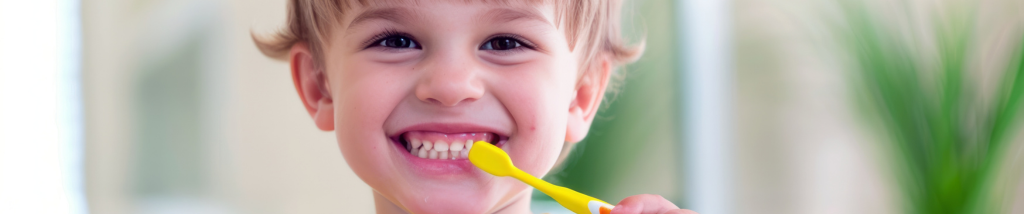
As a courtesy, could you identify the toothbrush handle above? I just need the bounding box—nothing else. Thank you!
[511,169,615,214]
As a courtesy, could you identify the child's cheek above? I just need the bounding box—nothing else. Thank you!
[327,58,414,190]
[490,57,577,178]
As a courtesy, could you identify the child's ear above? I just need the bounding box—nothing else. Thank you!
[290,42,334,131]
[565,57,612,143]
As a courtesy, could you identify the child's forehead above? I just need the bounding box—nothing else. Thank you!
[342,0,549,9]
[340,0,553,17]
[350,2,552,23]
[337,0,560,31]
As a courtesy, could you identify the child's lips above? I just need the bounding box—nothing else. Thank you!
[387,123,511,176]
[388,123,511,158]
[400,131,497,160]
[389,122,511,138]
[390,135,510,177]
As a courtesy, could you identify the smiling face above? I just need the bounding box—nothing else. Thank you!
[288,1,612,213]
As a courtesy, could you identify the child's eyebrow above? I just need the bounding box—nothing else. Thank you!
[346,6,551,33]
[483,8,552,27]
[346,7,415,32]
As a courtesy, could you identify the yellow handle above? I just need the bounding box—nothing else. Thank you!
[468,141,614,214]
[509,169,614,214]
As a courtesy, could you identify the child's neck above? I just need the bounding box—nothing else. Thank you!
[373,189,534,214]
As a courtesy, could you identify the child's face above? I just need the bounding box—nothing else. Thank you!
[320,1,589,213]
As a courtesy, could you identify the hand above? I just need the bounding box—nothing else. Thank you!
[609,194,697,214]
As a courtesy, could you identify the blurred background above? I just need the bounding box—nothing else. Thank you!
[1,0,1023,213]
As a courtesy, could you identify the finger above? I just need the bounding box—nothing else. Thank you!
[609,194,680,214]
[662,209,698,214]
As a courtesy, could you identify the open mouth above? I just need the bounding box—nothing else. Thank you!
[397,131,502,160]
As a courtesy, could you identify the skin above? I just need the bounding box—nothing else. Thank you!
[287,1,697,214]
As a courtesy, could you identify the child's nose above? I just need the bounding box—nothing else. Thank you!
[414,54,485,107]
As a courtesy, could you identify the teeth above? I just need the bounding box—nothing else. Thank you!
[450,141,464,152]
[434,141,449,152]
[404,134,494,160]
[422,141,433,151]
[411,139,422,150]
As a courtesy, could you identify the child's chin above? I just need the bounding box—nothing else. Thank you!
[399,190,495,214]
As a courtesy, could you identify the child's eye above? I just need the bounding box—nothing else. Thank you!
[480,36,532,51]
[376,36,419,49]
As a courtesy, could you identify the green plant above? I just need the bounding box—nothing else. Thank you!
[835,1,1024,213]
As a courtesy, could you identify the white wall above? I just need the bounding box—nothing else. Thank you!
[82,0,373,213]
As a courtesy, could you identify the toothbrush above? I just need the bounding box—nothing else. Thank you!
[468,141,615,214]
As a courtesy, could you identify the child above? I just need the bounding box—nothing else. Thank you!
[253,0,695,213]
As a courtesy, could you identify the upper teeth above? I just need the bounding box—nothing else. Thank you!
[404,133,488,160]
[410,140,470,160]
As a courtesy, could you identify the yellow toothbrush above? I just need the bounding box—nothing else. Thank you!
[468,141,615,214]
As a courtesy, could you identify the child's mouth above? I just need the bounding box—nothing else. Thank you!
[399,131,501,160]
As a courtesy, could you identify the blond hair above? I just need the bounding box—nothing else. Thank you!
[252,0,643,74]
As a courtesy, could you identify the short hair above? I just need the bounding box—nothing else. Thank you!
[252,0,643,74]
